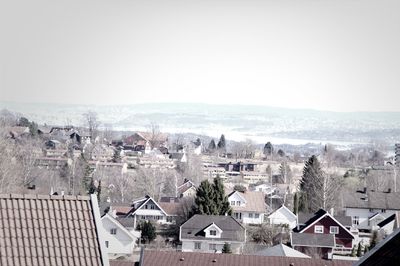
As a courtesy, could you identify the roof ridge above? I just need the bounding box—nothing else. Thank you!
[0,193,91,200]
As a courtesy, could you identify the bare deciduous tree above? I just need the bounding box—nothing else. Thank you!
[82,111,100,142]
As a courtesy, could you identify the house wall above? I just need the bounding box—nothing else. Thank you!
[345,208,396,230]
[303,216,354,248]
[101,217,136,259]
[241,212,264,224]
[181,240,242,254]
[269,209,297,229]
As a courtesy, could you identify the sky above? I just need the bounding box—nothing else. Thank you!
[1,0,399,112]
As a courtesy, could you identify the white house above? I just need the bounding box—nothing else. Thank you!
[344,188,400,231]
[228,191,266,224]
[268,205,297,229]
[252,183,276,195]
[101,213,139,259]
[177,179,197,198]
[180,215,246,254]
[125,195,173,228]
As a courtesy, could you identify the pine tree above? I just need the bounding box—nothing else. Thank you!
[299,155,324,212]
[208,139,216,150]
[222,243,232,253]
[263,142,273,157]
[97,180,102,202]
[277,149,285,157]
[351,245,356,257]
[217,134,226,150]
[213,177,232,215]
[138,221,156,243]
[370,230,378,249]
[356,242,363,257]
[192,178,232,216]
[193,180,217,215]
[293,192,299,215]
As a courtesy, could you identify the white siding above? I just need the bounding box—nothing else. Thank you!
[101,217,137,259]
[181,240,242,254]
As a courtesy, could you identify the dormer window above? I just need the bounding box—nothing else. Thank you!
[210,230,217,236]
[236,201,241,206]
[231,201,235,206]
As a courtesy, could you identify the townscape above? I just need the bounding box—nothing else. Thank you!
[0,109,399,265]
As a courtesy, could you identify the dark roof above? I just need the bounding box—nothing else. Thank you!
[296,210,352,231]
[295,209,327,232]
[0,193,106,266]
[116,217,136,228]
[344,189,400,210]
[355,227,400,266]
[377,213,396,228]
[291,233,335,248]
[140,250,352,266]
[169,153,184,160]
[180,215,245,242]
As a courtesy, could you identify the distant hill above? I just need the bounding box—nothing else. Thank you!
[1,101,399,146]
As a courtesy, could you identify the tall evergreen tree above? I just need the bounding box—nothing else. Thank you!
[263,142,273,157]
[212,177,232,215]
[192,178,232,216]
[370,230,378,249]
[208,139,216,150]
[293,192,299,215]
[279,161,292,184]
[299,155,324,212]
[217,134,226,150]
[193,180,217,215]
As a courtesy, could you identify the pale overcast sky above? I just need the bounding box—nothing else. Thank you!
[1,0,399,112]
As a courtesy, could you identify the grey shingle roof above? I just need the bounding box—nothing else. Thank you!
[141,250,352,266]
[180,215,245,242]
[291,233,335,248]
[0,193,107,266]
[344,189,400,210]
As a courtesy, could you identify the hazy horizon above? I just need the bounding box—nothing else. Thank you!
[1,0,400,112]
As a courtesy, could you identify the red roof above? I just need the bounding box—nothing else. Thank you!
[141,250,353,266]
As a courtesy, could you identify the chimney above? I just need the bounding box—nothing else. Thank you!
[363,187,367,194]
[387,188,392,193]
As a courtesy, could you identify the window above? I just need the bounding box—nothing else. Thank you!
[105,241,109,248]
[249,213,253,218]
[194,242,201,250]
[314,225,324,234]
[209,243,216,250]
[381,209,386,213]
[330,226,339,234]
[236,201,241,206]
[150,204,155,210]
[352,216,359,226]
[369,208,374,212]
[231,201,235,206]
[144,205,148,209]
[166,216,173,223]
[210,230,217,236]
[255,213,260,219]
[110,228,117,235]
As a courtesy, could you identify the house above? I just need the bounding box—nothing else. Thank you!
[253,243,310,258]
[123,195,174,228]
[101,213,139,259]
[169,152,187,163]
[268,205,297,229]
[138,249,353,266]
[124,132,168,150]
[343,188,400,231]
[8,126,30,139]
[251,183,275,195]
[377,212,399,237]
[0,193,109,266]
[227,190,266,224]
[177,179,197,198]
[179,215,246,254]
[355,227,400,266]
[292,209,356,258]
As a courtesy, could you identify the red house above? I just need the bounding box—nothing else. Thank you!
[292,209,356,258]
